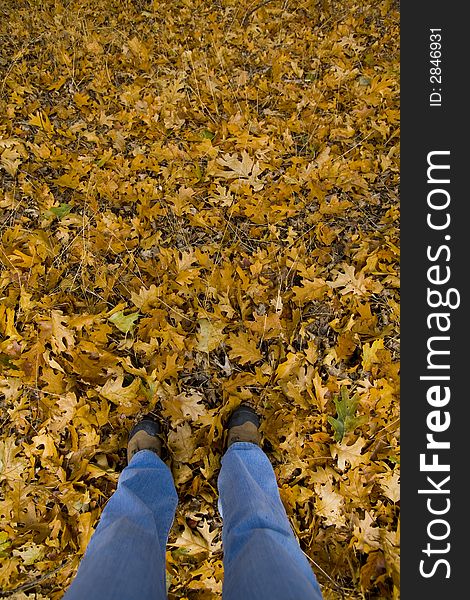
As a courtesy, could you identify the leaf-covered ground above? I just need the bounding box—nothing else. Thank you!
[0,0,399,598]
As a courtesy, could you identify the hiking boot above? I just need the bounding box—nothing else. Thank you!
[127,414,162,463]
[226,404,261,448]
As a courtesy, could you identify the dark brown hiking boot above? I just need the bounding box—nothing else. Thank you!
[127,414,162,463]
[226,404,261,448]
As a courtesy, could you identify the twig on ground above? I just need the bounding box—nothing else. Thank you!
[0,560,73,598]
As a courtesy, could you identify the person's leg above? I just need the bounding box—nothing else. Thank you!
[219,412,323,600]
[64,427,177,600]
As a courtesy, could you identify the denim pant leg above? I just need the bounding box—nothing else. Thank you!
[218,442,323,600]
[63,450,178,600]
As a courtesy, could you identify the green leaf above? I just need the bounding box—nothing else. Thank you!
[200,129,215,140]
[46,203,72,218]
[327,386,367,442]
[108,310,140,334]
[0,532,11,558]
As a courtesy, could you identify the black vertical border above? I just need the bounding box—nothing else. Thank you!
[401,2,466,597]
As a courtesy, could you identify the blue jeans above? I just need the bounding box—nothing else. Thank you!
[63,443,323,600]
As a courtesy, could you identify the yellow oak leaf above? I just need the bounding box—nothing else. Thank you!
[12,542,45,565]
[0,556,20,588]
[292,278,329,304]
[227,331,263,365]
[131,284,161,313]
[328,264,368,296]
[362,338,386,371]
[73,92,90,107]
[314,480,346,527]
[196,520,222,553]
[31,432,58,460]
[332,437,366,471]
[78,512,95,554]
[197,318,226,353]
[169,523,210,557]
[168,422,197,463]
[0,438,28,485]
[377,468,400,503]
[98,371,142,409]
[54,172,81,189]
[127,36,150,65]
[161,391,207,423]
[276,352,301,381]
[0,145,22,176]
[352,512,381,553]
[246,312,283,339]
[280,483,314,511]
[153,352,181,381]
[28,111,54,133]
[51,311,75,353]
[213,150,265,191]
[0,304,19,338]
[310,371,330,411]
